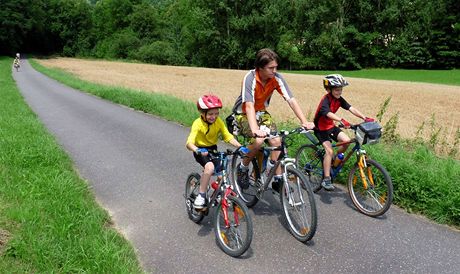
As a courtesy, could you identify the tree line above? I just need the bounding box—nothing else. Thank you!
[1,0,458,70]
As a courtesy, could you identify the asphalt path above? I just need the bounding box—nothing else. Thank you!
[13,60,460,273]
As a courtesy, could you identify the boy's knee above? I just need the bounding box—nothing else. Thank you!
[324,147,334,156]
[204,162,215,174]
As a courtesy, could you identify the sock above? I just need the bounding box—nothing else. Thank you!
[198,192,206,198]
[274,175,283,182]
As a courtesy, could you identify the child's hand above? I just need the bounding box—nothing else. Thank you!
[340,118,351,129]
[238,146,250,154]
[364,117,375,123]
[196,148,208,156]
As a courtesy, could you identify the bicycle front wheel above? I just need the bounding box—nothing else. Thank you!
[348,159,393,217]
[295,144,323,192]
[185,173,205,223]
[213,195,253,257]
[280,166,317,243]
[231,154,260,208]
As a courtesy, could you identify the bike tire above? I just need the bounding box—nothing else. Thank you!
[295,144,323,193]
[348,159,393,217]
[280,166,317,243]
[185,173,205,223]
[213,195,253,257]
[230,154,260,208]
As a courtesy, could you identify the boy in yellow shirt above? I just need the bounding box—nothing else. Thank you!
[186,94,247,208]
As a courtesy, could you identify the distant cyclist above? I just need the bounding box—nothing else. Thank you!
[186,94,247,209]
[313,74,375,191]
[13,53,20,72]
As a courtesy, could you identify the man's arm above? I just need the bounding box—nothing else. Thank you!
[288,98,315,129]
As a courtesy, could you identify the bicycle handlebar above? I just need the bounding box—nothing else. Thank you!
[337,123,359,130]
[253,127,306,139]
[205,147,248,160]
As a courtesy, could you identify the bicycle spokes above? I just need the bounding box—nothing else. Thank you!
[348,159,393,217]
[214,197,253,257]
[280,167,317,242]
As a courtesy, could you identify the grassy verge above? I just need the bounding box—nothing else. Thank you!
[29,58,460,228]
[285,68,460,86]
[0,57,144,272]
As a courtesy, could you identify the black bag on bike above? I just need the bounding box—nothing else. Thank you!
[225,112,238,135]
[356,122,382,145]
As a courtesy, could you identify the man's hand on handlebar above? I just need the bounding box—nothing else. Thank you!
[252,125,270,138]
[302,122,315,130]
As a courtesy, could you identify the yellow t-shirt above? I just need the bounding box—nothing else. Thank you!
[186,116,234,147]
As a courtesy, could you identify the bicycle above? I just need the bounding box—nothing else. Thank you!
[230,128,317,243]
[184,149,253,257]
[295,121,393,217]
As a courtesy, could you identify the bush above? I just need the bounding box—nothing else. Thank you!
[134,41,186,65]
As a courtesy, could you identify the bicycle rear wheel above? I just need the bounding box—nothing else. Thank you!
[185,173,205,223]
[280,166,317,243]
[348,159,393,217]
[213,195,253,257]
[231,155,260,208]
[295,144,324,192]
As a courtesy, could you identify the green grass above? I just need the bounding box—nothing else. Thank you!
[0,57,144,272]
[29,58,460,228]
[285,68,460,86]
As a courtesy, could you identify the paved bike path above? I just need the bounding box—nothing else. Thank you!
[13,60,460,273]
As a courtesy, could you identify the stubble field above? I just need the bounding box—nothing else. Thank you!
[37,58,460,143]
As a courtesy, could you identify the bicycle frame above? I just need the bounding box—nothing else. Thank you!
[303,128,375,187]
[233,128,318,242]
[296,123,392,217]
[202,151,241,226]
[248,129,302,197]
[185,149,254,257]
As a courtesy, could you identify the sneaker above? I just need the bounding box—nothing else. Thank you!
[237,163,250,189]
[321,177,334,191]
[194,193,206,209]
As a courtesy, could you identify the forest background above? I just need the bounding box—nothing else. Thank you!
[1,0,459,70]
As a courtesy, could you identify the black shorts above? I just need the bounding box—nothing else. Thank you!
[193,145,222,173]
[314,127,342,144]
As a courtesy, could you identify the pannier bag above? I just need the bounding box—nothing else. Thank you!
[355,121,382,145]
[225,113,238,135]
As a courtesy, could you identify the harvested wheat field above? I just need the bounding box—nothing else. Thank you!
[37,57,460,143]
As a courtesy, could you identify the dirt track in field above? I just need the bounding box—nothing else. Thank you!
[37,58,460,142]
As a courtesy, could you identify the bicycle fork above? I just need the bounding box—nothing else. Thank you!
[221,187,240,228]
[282,160,304,206]
[356,153,374,189]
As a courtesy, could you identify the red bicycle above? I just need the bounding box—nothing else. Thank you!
[185,149,253,257]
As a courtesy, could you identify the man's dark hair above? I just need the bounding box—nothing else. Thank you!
[254,48,279,69]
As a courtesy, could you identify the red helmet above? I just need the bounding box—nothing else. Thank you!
[197,95,222,111]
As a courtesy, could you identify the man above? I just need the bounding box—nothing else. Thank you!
[232,48,314,192]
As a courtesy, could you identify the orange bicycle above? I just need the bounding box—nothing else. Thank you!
[295,122,393,217]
